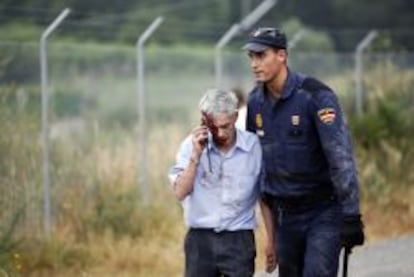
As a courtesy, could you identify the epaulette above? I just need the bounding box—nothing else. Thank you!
[300,77,332,94]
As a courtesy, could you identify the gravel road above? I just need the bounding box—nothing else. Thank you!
[255,234,414,277]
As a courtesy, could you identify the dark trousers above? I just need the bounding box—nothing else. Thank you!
[184,228,256,277]
[274,199,342,277]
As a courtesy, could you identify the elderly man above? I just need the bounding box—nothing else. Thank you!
[168,88,275,277]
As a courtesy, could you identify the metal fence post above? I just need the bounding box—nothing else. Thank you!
[214,0,278,88]
[136,16,164,204]
[40,8,70,239]
[354,30,378,115]
[288,30,306,50]
[215,24,241,87]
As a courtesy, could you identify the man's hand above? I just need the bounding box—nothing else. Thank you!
[264,241,278,273]
[191,125,208,155]
[341,214,365,249]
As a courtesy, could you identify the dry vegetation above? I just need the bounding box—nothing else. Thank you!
[1,65,414,276]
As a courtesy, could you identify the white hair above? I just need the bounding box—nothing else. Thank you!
[198,88,238,116]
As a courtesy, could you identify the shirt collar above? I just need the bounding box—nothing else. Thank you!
[207,129,251,153]
[234,129,251,152]
[280,69,297,100]
[257,68,299,103]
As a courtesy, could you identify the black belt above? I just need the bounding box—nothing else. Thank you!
[267,170,332,184]
[189,228,252,233]
[267,189,337,211]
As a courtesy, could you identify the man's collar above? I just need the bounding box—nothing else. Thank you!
[207,129,251,153]
[234,129,250,152]
[257,68,298,103]
[280,69,296,100]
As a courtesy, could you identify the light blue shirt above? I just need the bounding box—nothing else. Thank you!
[168,129,262,232]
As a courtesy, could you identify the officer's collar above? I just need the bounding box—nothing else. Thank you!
[257,68,298,104]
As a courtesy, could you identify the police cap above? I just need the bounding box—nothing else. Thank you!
[243,27,287,52]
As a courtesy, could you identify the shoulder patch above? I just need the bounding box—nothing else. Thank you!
[317,108,336,124]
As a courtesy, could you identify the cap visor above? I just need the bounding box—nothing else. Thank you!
[242,42,268,52]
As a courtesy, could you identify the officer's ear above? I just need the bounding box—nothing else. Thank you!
[275,48,287,61]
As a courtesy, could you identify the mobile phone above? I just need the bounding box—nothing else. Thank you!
[201,112,212,172]
[200,113,209,146]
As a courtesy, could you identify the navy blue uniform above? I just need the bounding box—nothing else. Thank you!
[246,70,361,276]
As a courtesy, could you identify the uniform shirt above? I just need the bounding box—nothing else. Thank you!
[246,69,360,215]
[168,129,262,232]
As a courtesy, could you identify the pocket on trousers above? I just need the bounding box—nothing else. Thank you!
[242,231,256,259]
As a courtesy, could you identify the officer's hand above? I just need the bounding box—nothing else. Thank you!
[264,241,278,273]
[341,214,365,249]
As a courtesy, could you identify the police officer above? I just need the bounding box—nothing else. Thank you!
[243,27,365,276]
